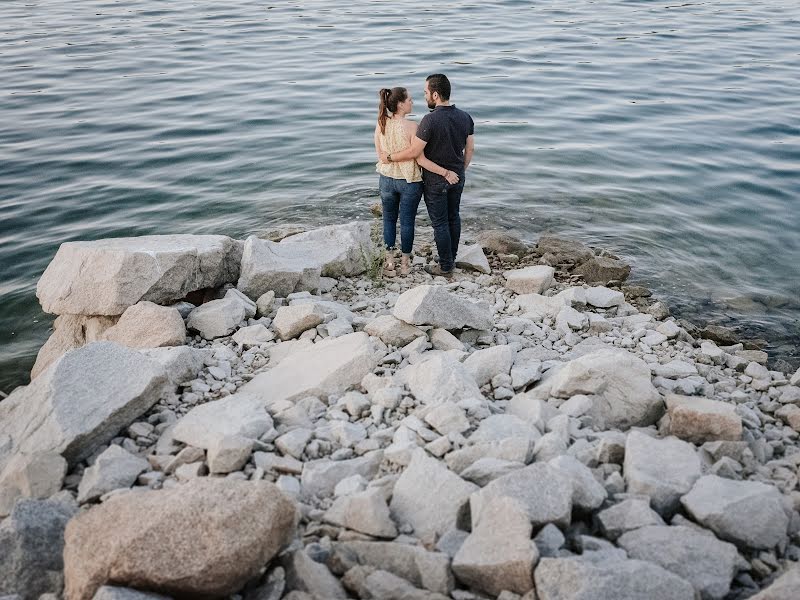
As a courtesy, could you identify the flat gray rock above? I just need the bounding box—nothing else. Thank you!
[624,431,702,516]
[272,303,325,340]
[534,555,694,600]
[0,342,170,473]
[504,265,555,295]
[596,498,665,540]
[548,455,607,512]
[237,236,321,298]
[463,345,515,387]
[364,314,426,347]
[470,463,572,529]
[172,393,273,450]
[138,346,208,386]
[399,353,485,407]
[301,451,383,499]
[681,475,790,550]
[392,285,492,330]
[31,314,119,379]
[324,488,397,538]
[618,525,739,600]
[77,445,149,504]
[0,452,67,518]
[36,234,242,316]
[186,296,246,340]
[390,449,478,541]
[92,587,171,600]
[455,244,491,274]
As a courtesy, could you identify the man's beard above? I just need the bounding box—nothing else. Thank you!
[427,99,436,110]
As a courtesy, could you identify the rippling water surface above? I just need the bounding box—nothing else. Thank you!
[1,0,799,392]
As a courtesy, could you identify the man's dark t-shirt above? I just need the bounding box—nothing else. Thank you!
[416,105,474,176]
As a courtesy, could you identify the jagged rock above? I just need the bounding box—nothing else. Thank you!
[574,256,631,284]
[459,458,525,487]
[423,403,470,436]
[393,285,492,330]
[0,342,170,473]
[256,291,275,317]
[31,315,118,379]
[390,449,477,541]
[283,549,348,599]
[701,325,739,346]
[0,495,78,600]
[237,236,321,299]
[455,244,491,274]
[186,296,246,340]
[242,332,385,406]
[92,587,170,600]
[596,498,665,540]
[232,324,274,348]
[470,463,572,529]
[555,305,588,333]
[399,353,484,407]
[172,393,273,449]
[102,302,186,348]
[618,525,739,600]
[64,479,297,600]
[301,451,383,498]
[653,360,698,379]
[364,315,425,347]
[138,346,207,385]
[539,348,664,430]
[504,266,555,295]
[681,475,789,549]
[534,555,695,600]
[225,288,256,318]
[507,394,559,432]
[430,328,465,351]
[275,428,312,460]
[665,394,742,443]
[273,304,325,340]
[469,414,540,446]
[584,286,624,308]
[342,565,448,600]
[463,345,515,387]
[279,222,375,277]
[77,445,149,504]
[206,435,253,474]
[548,455,607,512]
[36,234,243,316]
[624,431,702,516]
[332,541,453,595]
[324,488,397,538]
[515,293,566,321]
[0,452,67,518]
[476,231,529,256]
[446,439,533,474]
[452,496,537,596]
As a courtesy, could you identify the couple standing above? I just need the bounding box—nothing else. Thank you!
[374,73,474,278]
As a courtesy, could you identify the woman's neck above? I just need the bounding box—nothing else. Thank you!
[392,112,407,120]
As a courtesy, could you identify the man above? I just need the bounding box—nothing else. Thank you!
[383,73,474,278]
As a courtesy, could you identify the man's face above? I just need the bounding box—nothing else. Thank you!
[424,82,436,109]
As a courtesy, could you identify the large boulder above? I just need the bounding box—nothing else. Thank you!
[186,297,246,340]
[574,256,631,284]
[618,525,739,600]
[665,394,742,443]
[137,346,208,386]
[31,315,118,379]
[536,236,594,264]
[0,495,78,600]
[76,445,149,504]
[102,302,186,348]
[37,235,243,316]
[0,342,170,474]
[389,449,478,541]
[279,221,375,277]
[63,478,297,600]
[624,431,702,516]
[241,332,385,406]
[681,475,789,550]
[504,266,555,295]
[454,244,491,274]
[392,285,492,331]
[534,555,695,600]
[539,348,664,430]
[399,354,485,407]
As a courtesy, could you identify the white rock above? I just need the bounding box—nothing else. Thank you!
[102,301,186,348]
[330,421,368,448]
[459,458,525,487]
[301,451,383,499]
[334,474,367,497]
[791,367,800,386]
[653,360,698,380]
[455,244,491,274]
[186,297,246,340]
[452,496,537,596]
[172,393,273,449]
[242,332,385,406]
[548,455,607,511]
[584,286,624,308]
[275,428,312,459]
[389,449,478,541]
[446,439,533,474]
[36,234,242,316]
[430,329,465,351]
[423,403,470,436]
[225,288,257,318]
[324,488,397,538]
[30,314,119,379]
[236,236,321,299]
[656,320,682,339]
[399,353,484,406]
[504,265,555,295]
[463,345,515,387]
[232,324,274,348]
[207,435,253,474]
[555,305,588,333]
[364,315,425,347]
[255,290,275,317]
[507,394,559,432]
[665,394,742,443]
[392,285,492,330]
[280,221,375,277]
[0,452,67,517]
[272,303,325,341]
[470,414,540,446]
[624,431,702,516]
[699,341,725,364]
[515,293,564,321]
[541,348,664,430]
[681,475,789,550]
[0,342,170,473]
[138,346,207,385]
[77,445,149,504]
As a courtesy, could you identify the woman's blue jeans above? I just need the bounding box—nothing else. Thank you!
[379,175,423,254]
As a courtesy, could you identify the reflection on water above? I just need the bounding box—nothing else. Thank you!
[1,0,799,392]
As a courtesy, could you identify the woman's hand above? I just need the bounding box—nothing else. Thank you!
[379,151,390,164]
[444,170,460,184]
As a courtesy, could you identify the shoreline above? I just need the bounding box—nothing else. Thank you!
[1,219,799,598]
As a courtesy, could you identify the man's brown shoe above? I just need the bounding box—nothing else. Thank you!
[424,264,454,279]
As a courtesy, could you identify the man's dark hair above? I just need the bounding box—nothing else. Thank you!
[426,73,451,101]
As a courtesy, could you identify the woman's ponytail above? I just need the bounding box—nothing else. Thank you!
[377,88,391,135]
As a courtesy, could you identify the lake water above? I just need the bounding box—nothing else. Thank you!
[1,0,799,393]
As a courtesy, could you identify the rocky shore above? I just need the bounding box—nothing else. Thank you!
[1,221,799,600]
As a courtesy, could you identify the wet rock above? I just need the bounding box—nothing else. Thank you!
[476,231,529,256]
[701,325,739,346]
[574,256,631,285]
[536,236,594,264]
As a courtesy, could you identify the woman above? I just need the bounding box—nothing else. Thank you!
[374,87,459,276]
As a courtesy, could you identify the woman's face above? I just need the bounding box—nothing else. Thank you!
[398,95,413,114]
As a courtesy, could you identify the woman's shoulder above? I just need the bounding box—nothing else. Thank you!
[401,118,418,133]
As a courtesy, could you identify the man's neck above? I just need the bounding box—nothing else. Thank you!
[435,101,451,108]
